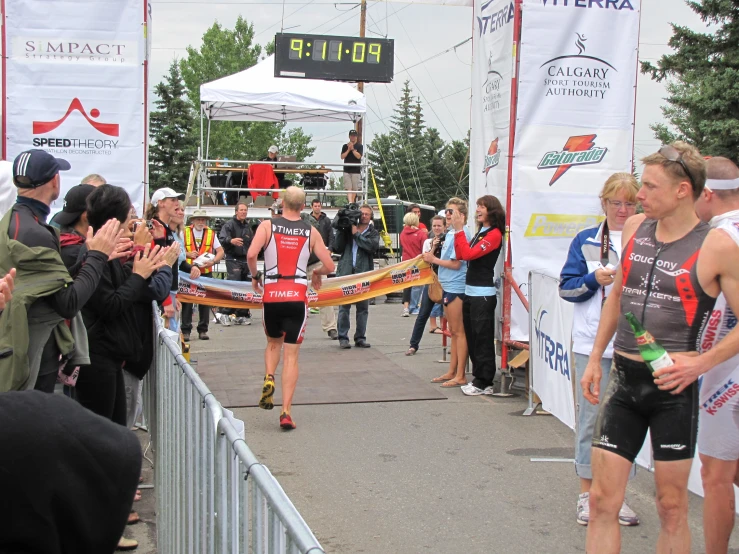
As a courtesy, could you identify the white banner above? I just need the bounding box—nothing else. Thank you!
[508,0,640,340]
[469,0,515,202]
[2,0,148,216]
[530,271,575,430]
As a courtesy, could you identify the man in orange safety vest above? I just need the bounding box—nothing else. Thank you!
[181,209,224,341]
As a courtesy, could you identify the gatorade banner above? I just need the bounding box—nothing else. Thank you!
[177,256,434,309]
[509,0,640,340]
[1,0,149,216]
[469,0,515,202]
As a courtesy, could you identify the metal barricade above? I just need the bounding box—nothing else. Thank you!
[146,303,324,554]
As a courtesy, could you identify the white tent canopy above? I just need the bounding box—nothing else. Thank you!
[199,55,366,123]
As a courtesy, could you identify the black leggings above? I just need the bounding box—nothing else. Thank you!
[76,354,127,426]
[463,295,497,389]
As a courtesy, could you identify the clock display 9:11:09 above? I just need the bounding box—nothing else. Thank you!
[289,39,382,64]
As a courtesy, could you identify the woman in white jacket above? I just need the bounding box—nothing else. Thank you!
[559,172,640,527]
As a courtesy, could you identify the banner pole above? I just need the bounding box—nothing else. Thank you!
[523,270,537,416]
[501,0,523,372]
[1,0,7,161]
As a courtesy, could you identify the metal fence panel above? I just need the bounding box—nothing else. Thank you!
[145,304,324,554]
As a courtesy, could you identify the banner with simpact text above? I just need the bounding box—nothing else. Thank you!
[2,0,148,216]
[509,0,640,340]
[176,256,434,309]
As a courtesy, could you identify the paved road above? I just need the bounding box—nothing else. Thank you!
[188,300,739,554]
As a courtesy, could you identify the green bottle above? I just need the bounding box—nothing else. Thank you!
[624,312,674,373]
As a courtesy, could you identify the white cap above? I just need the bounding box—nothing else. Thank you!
[268,145,278,154]
[151,187,185,207]
[438,209,446,217]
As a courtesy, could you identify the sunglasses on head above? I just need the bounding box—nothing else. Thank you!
[658,145,696,191]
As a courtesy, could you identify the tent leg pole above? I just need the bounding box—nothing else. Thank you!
[206,119,212,161]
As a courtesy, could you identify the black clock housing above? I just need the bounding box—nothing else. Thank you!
[274,33,394,83]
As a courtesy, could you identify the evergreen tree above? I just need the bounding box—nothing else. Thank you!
[149,60,198,193]
[179,17,314,163]
[641,1,739,162]
[368,81,470,208]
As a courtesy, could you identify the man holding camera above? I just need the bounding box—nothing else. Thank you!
[340,129,363,204]
[181,210,224,341]
[218,201,253,326]
[333,204,379,349]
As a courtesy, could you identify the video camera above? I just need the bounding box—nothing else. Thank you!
[332,203,362,230]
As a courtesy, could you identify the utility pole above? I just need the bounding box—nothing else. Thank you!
[356,0,366,142]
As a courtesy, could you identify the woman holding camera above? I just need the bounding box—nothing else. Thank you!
[405,215,446,356]
[418,198,471,387]
[449,195,504,396]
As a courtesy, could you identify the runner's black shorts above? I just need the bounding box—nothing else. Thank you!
[262,302,307,345]
[592,353,698,462]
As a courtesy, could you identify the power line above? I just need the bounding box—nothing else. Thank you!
[390,3,464,138]
[394,37,471,76]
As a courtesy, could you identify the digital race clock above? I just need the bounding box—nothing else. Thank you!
[274,33,394,83]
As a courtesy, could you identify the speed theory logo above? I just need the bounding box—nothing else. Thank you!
[537,134,607,186]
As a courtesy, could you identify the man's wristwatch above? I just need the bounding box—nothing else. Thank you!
[253,270,263,284]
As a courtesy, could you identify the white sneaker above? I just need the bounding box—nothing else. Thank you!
[461,384,485,396]
[618,500,640,526]
[229,314,237,325]
[218,314,232,327]
[577,492,589,526]
[236,317,251,326]
[483,386,495,395]
[213,312,221,324]
[401,308,410,317]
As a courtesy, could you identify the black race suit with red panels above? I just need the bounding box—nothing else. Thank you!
[261,217,312,344]
[592,219,716,462]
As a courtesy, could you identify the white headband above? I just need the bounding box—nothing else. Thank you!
[706,178,739,191]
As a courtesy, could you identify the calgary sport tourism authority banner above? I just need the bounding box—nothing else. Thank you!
[508,0,640,340]
[2,0,148,215]
[470,0,515,202]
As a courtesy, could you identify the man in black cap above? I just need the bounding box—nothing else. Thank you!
[1,149,120,392]
[341,129,363,204]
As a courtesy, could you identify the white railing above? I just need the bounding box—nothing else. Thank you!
[146,305,324,554]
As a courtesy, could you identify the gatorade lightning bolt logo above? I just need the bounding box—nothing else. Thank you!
[33,98,119,136]
[537,134,608,186]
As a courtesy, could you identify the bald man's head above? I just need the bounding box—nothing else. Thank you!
[706,157,739,200]
[706,157,739,181]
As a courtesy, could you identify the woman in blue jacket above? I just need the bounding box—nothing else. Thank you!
[559,172,640,527]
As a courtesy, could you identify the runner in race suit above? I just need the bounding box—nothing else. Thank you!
[246,187,334,430]
[261,217,312,344]
[593,217,716,462]
[698,211,739,459]
[692,161,739,554]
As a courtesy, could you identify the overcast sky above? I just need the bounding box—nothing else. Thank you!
[149,0,707,170]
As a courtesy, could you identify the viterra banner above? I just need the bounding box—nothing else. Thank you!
[177,256,434,309]
[508,0,640,340]
[2,0,149,215]
[469,0,515,202]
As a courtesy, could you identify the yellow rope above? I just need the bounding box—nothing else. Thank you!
[369,167,395,257]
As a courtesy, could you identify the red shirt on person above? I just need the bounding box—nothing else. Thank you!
[400,226,426,261]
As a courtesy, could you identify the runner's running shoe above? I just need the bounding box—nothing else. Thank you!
[259,375,275,410]
[280,412,296,430]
